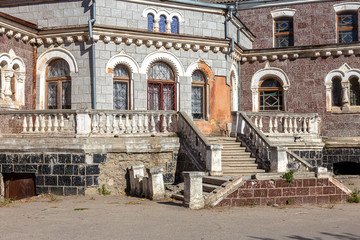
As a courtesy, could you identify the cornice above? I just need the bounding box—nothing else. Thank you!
[241,43,360,63]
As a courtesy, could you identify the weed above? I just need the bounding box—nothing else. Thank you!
[282,170,294,183]
[348,189,360,203]
[74,208,89,211]
[286,198,292,205]
[348,182,355,186]
[89,196,96,200]
[48,194,59,203]
[98,184,111,196]
[266,201,274,206]
[327,204,335,209]
[168,132,178,137]
[0,198,14,207]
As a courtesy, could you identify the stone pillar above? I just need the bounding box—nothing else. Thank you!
[206,144,223,176]
[342,81,350,111]
[183,171,205,209]
[76,112,92,136]
[270,146,288,172]
[147,167,165,200]
[3,70,14,100]
[153,16,160,32]
[316,167,331,178]
[128,165,144,196]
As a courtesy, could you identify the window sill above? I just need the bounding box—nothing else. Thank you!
[331,106,360,114]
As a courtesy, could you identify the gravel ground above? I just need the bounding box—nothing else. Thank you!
[0,193,359,240]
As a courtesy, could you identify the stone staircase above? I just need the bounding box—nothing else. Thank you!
[207,137,266,176]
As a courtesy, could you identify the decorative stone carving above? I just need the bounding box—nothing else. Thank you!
[103,36,111,43]
[114,37,122,44]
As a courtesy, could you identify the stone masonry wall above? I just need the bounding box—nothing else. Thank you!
[241,56,360,137]
[323,148,360,171]
[238,0,360,49]
[218,178,350,207]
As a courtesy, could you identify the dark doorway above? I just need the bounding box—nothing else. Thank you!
[3,173,36,200]
[333,162,360,175]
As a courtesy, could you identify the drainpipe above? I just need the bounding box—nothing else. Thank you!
[225,5,235,53]
[88,0,96,109]
[33,45,37,110]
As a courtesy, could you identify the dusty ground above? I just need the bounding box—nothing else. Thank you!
[0,193,359,240]
[334,175,360,192]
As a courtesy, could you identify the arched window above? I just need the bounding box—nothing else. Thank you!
[350,77,360,106]
[259,78,283,111]
[113,64,130,110]
[147,62,176,110]
[338,12,358,43]
[159,15,166,33]
[275,17,293,47]
[332,78,342,107]
[191,70,206,119]
[46,59,71,109]
[171,17,179,34]
[147,13,154,32]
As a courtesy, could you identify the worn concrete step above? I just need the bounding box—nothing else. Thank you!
[202,183,218,193]
[222,152,250,156]
[207,137,236,141]
[223,169,266,175]
[221,146,247,150]
[172,193,184,201]
[222,156,255,161]
[202,176,230,186]
[222,163,258,168]
[222,161,256,165]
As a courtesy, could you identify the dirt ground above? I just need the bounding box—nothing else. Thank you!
[0,193,359,240]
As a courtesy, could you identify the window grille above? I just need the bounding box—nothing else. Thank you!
[275,17,293,47]
[113,64,130,110]
[147,13,154,31]
[171,17,179,34]
[191,70,206,119]
[332,78,342,107]
[259,79,283,111]
[338,12,358,43]
[159,15,166,32]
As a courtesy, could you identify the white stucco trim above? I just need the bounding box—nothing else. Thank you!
[106,50,140,78]
[185,59,214,78]
[140,48,185,81]
[271,8,296,18]
[230,64,239,112]
[251,63,290,112]
[36,47,78,109]
[333,2,360,13]
[142,7,184,22]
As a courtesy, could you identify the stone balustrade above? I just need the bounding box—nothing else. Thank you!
[246,112,319,136]
[0,110,177,137]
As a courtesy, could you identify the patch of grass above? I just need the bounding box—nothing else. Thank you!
[0,198,14,207]
[286,198,292,205]
[348,182,355,186]
[282,170,294,183]
[47,194,59,203]
[348,189,360,203]
[89,196,96,200]
[74,208,89,211]
[98,184,111,196]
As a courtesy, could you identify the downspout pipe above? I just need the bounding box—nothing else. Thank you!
[88,0,96,109]
[225,5,235,53]
[165,0,228,9]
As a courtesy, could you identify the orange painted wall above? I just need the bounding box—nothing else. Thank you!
[195,76,231,136]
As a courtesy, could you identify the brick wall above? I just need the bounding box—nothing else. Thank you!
[240,56,360,137]
[218,178,350,207]
[238,0,360,49]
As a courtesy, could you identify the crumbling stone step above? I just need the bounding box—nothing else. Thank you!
[223,163,258,168]
[172,193,184,201]
[202,176,230,186]
[203,183,218,193]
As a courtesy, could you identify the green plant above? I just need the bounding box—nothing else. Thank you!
[0,198,14,207]
[286,198,292,205]
[48,194,59,202]
[282,170,294,183]
[89,196,96,200]
[168,132,178,137]
[74,208,90,211]
[98,184,111,196]
[348,189,360,203]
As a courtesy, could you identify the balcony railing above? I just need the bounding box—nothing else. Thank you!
[0,110,177,137]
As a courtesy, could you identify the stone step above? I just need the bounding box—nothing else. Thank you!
[203,183,218,193]
[202,176,230,186]
[222,152,250,156]
[223,169,266,175]
[222,160,256,164]
[222,163,258,168]
[221,146,247,150]
[222,156,255,161]
[172,193,184,201]
[207,137,236,141]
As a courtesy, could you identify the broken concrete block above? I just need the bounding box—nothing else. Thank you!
[147,167,165,200]
[183,171,205,209]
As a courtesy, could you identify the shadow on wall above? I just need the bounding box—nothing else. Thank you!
[248,232,360,240]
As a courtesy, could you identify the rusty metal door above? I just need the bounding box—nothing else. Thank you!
[4,173,36,200]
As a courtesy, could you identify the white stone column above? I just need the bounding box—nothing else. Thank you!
[3,70,14,100]
[76,112,91,136]
[15,73,25,105]
[270,146,288,172]
[206,144,223,176]
[153,16,160,32]
[128,165,145,196]
[183,171,205,209]
[342,81,350,110]
[146,167,165,200]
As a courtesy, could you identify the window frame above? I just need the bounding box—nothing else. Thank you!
[45,59,71,109]
[274,17,294,48]
[113,64,131,110]
[191,70,207,120]
[337,11,358,43]
[258,78,284,111]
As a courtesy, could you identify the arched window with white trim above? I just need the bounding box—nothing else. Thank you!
[350,76,360,106]
[259,78,284,111]
[191,70,206,119]
[332,77,342,107]
[113,64,130,110]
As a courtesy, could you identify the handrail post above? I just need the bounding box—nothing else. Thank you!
[270,146,288,172]
[206,144,223,176]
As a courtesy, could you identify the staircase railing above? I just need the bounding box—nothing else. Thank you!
[177,112,222,176]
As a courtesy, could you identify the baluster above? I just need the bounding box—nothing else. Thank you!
[34,115,39,133]
[269,117,273,133]
[137,114,144,133]
[259,116,263,132]
[293,117,298,134]
[254,116,258,128]
[105,114,111,133]
[274,117,278,133]
[112,114,118,134]
[168,114,173,132]
[118,114,124,134]
[307,117,312,133]
[22,115,28,133]
[151,114,156,133]
[162,114,168,133]
[53,115,59,132]
[92,114,99,133]
[46,115,52,132]
[301,117,306,133]
[59,114,65,132]
[284,117,288,134]
[144,114,150,133]
[289,117,293,133]
[27,115,33,133]
[125,114,131,133]
[131,114,138,133]
[99,114,104,134]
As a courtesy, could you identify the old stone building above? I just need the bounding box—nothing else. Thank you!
[0,0,358,203]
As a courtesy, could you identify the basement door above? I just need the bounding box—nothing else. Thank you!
[3,173,36,200]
